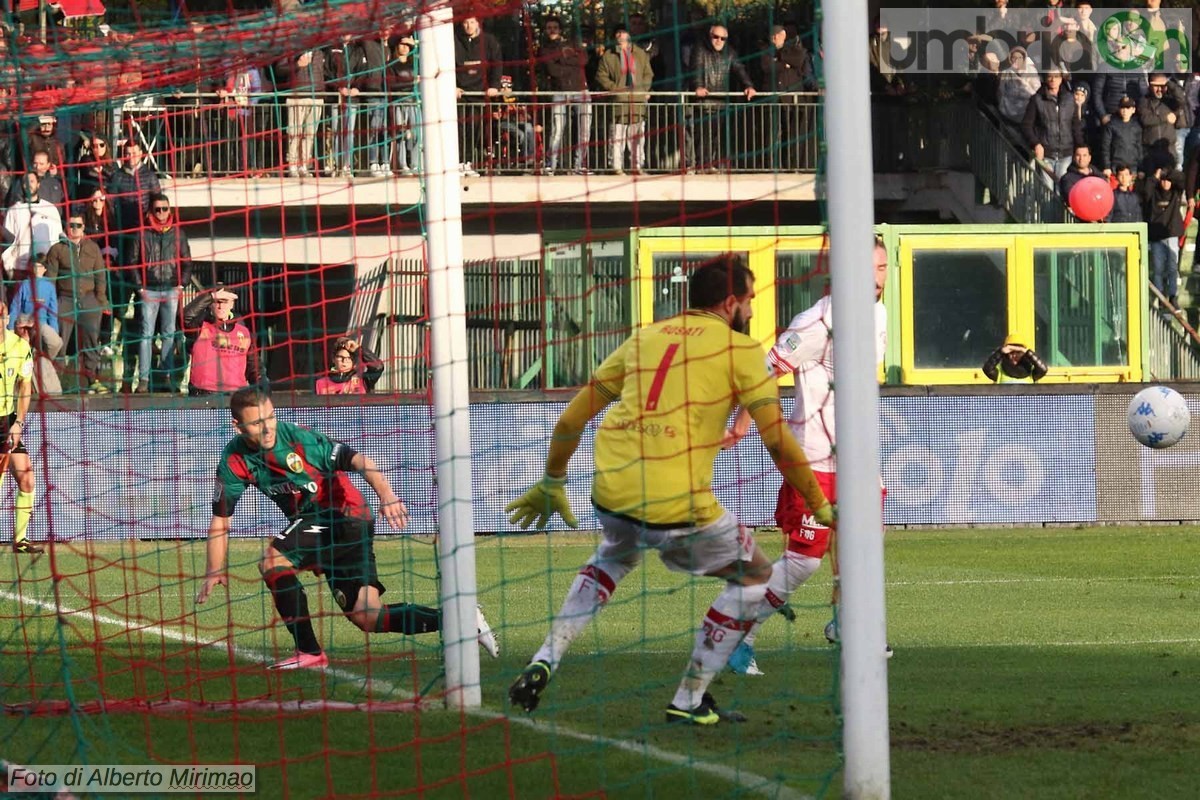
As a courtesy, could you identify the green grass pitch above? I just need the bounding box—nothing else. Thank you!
[1,525,1199,799]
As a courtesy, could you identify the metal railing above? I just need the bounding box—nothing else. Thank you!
[1146,283,1200,381]
[106,91,824,178]
[967,104,1071,224]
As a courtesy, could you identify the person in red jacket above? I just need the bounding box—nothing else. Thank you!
[184,287,261,396]
[315,336,383,395]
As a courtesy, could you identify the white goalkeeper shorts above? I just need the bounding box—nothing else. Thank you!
[594,510,755,577]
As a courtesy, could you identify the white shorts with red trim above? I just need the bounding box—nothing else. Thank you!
[594,510,754,577]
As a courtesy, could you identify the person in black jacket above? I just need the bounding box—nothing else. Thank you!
[1091,44,1147,125]
[128,193,191,393]
[1022,69,1082,180]
[1139,73,1187,159]
[690,23,756,173]
[455,16,503,174]
[539,16,591,175]
[982,334,1049,383]
[1058,144,1100,200]
[1099,96,1143,176]
[760,24,813,171]
[1141,168,1188,307]
[1106,165,1143,223]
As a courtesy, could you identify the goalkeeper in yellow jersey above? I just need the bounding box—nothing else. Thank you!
[0,303,40,554]
[506,255,833,725]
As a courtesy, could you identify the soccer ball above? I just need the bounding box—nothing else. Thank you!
[1128,386,1190,449]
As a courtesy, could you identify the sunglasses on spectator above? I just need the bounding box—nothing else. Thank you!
[711,34,727,41]
[153,206,170,212]
[93,142,106,149]
[68,222,84,228]
[1150,83,1167,89]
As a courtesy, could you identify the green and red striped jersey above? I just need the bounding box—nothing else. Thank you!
[212,420,371,521]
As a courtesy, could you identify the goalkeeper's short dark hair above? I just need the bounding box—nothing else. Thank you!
[688,255,754,310]
[230,385,272,421]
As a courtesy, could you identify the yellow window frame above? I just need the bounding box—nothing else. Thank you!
[634,235,781,352]
[1013,232,1141,383]
[899,232,1143,385]
[899,234,1019,385]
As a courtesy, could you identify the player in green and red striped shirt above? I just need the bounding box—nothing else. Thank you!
[195,386,498,669]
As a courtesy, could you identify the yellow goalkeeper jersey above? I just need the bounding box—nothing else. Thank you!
[0,329,32,416]
[590,310,777,527]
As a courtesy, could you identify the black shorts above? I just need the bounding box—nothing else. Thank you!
[2,413,28,455]
[270,515,383,612]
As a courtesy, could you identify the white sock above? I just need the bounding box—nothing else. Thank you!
[671,581,768,710]
[743,553,822,648]
[533,557,635,670]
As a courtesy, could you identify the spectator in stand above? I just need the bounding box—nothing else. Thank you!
[106,140,160,236]
[183,287,260,396]
[1059,144,1100,199]
[363,24,394,178]
[74,134,114,201]
[217,65,265,178]
[974,52,1002,110]
[0,108,15,205]
[1184,69,1200,165]
[6,150,66,214]
[8,256,62,362]
[1166,66,1194,169]
[760,24,814,171]
[455,15,502,177]
[315,336,383,395]
[594,26,652,176]
[82,189,119,357]
[1185,146,1199,275]
[1107,164,1143,223]
[690,23,756,173]
[1141,167,1188,309]
[1052,17,1093,76]
[1023,68,1082,180]
[128,192,191,393]
[539,16,592,176]
[1092,39,1147,125]
[278,46,327,177]
[2,173,64,280]
[25,116,66,175]
[1139,73,1188,165]
[997,48,1040,126]
[984,0,1014,33]
[328,34,366,178]
[45,212,107,393]
[330,25,390,178]
[1075,4,1099,53]
[388,34,420,177]
[492,75,541,170]
[13,314,61,397]
[982,334,1049,383]
[1100,96,1143,177]
[628,13,665,89]
[1072,82,1099,152]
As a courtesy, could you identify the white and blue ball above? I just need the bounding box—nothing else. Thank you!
[1128,386,1190,449]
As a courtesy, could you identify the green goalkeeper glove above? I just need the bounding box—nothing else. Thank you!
[813,501,836,528]
[505,474,579,530]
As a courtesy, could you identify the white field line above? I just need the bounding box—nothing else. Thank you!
[0,586,809,800]
[81,573,1200,600]
[888,575,1200,587]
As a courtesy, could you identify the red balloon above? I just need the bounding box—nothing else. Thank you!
[1068,176,1115,222]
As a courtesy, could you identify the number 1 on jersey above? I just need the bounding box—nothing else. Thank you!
[645,344,680,411]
